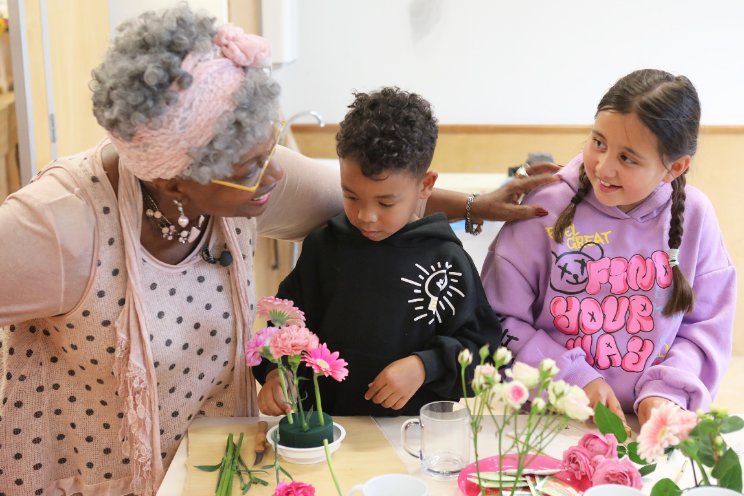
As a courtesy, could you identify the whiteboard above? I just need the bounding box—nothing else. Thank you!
[272,0,744,125]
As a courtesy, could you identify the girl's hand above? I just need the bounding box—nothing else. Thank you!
[257,368,293,416]
[364,355,426,410]
[584,378,630,431]
[638,396,678,428]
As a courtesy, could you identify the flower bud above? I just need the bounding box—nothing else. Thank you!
[539,358,559,377]
[494,347,513,367]
[458,349,473,367]
[478,344,490,363]
[532,397,546,413]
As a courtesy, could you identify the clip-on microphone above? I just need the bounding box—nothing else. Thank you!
[200,246,233,267]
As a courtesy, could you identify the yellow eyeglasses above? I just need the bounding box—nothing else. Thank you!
[211,121,287,193]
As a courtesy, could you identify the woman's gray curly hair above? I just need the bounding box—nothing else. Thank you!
[90,3,281,183]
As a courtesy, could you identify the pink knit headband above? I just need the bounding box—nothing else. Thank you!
[109,25,271,181]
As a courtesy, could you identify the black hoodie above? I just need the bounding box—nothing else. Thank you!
[257,213,503,416]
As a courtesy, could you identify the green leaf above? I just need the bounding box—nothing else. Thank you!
[639,463,658,477]
[279,466,294,481]
[194,463,223,472]
[691,418,718,437]
[594,402,627,442]
[712,448,743,492]
[696,437,716,467]
[720,416,744,433]
[650,478,682,496]
[617,444,627,458]
[628,442,650,465]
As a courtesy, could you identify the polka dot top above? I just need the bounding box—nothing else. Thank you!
[0,143,258,495]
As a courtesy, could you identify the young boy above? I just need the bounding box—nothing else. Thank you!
[255,87,502,416]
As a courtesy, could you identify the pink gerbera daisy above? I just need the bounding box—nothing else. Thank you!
[257,296,305,327]
[637,402,684,462]
[303,343,348,382]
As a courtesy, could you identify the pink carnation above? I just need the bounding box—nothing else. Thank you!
[269,325,319,358]
[562,445,596,480]
[591,457,642,489]
[579,432,618,459]
[245,326,279,366]
[303,343,348,382]
[272,480,316,496]
[257,297,305,327]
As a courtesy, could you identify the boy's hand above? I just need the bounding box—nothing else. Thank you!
[584,378,630,433]
[365,355,426,410]
[257,368,294,416]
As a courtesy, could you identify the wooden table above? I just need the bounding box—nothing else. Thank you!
[158,413,743,495]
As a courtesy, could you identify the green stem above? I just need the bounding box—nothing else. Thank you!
[313,373,325,426]
[695,457,711,486]
[323,439,343,496]
[277,365,294,424]
[218,433,235,496]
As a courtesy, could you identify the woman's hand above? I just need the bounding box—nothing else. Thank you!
[257,368,294,416]
[584,378,630,432]
[471,164,561,223]
[637,396,678,428]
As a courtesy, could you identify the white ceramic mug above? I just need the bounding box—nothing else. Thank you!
[583,484,645,496]
[683,487,743,495]
[400,400,470,478]
[347,473,428,496]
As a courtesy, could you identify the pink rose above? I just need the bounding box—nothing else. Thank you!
[269,325,320,358]
[272,480,316,496]
[562,445,596,480]
[579,431,618,458]
[214,24,272,68]
[591,457,643,489]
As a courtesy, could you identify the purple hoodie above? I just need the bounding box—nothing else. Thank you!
[482,155,736,413]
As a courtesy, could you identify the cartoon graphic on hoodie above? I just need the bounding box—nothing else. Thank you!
[482,155,735,413]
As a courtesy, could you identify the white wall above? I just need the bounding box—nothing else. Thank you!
[272,0,744,125]
[108,0,227,35]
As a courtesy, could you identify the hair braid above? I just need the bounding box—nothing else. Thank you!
[553,164,592,243]
[663,174,694,315]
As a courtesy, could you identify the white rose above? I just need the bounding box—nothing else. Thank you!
[510,362,540,389]
[556,385,592,421]
[531,397,546,413]
[472,363,497,391]
[502,380,529,410]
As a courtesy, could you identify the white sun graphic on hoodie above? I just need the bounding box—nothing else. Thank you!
[401,261,465,325]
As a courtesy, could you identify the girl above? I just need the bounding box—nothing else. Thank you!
[482,69,736,428]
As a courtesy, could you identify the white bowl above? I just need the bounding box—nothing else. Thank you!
[266,422,346,464]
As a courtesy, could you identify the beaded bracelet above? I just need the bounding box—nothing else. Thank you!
[465,193,483,235]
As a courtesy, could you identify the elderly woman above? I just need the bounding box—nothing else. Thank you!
[0,5,554,496]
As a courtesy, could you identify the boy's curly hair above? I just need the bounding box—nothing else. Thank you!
[336,87,438,178]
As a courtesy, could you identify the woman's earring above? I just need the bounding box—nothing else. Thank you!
[174,199,189,228]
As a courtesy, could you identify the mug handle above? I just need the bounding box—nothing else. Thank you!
[400,418,422,459]
[347,484,363,495]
